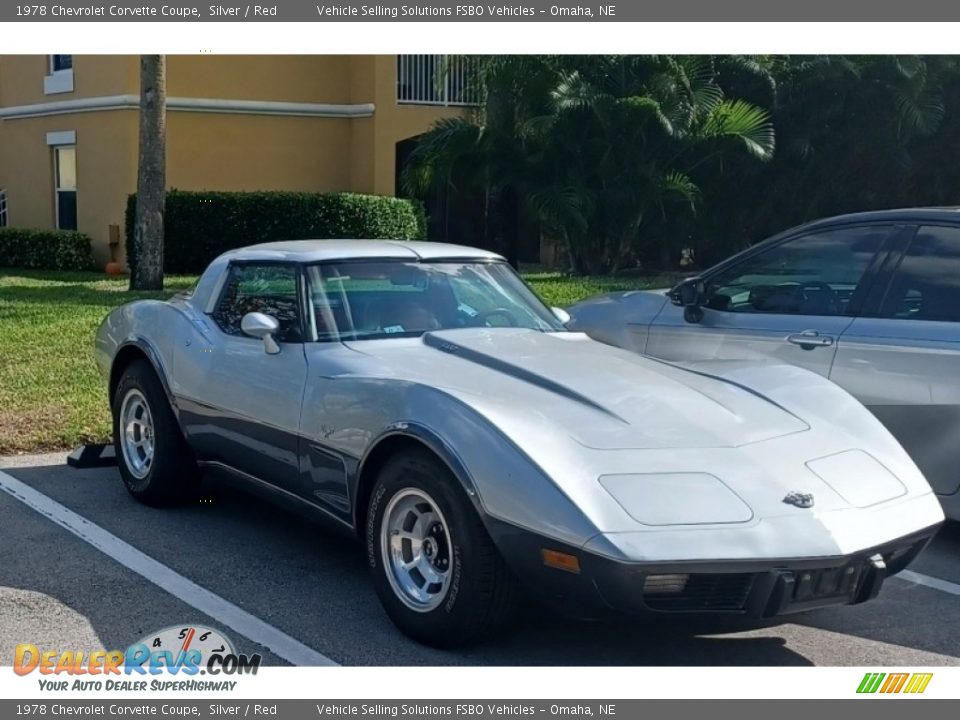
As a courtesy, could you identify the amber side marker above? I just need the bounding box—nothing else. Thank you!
[541,549,581,574]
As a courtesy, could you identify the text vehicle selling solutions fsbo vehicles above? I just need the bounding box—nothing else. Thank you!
[95,240,943,647]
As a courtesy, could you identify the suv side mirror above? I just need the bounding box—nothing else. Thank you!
[551,306,571,326]
[241,312,281,354]
[672,278,705,324]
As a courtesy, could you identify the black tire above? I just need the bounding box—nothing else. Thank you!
[112,359,199,505]
[366,448,517,648]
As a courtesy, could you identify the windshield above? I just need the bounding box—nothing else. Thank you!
[305,261,564,341]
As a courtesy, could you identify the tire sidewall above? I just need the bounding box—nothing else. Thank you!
[112,361,190,502]
[366,452,484,642]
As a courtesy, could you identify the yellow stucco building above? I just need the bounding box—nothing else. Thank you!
[0,55,469,264]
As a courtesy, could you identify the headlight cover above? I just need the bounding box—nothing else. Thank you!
[805,449,906,508]
[598,472,754,526]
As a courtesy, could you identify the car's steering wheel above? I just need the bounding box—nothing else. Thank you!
[799,281,842,314]
[475,307,518,327]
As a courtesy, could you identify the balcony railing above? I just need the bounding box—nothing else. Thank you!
[397,55,480,107]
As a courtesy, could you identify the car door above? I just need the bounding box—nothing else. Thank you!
[645,224,896,378]
[831,224,960,499]
[175,261,308,492]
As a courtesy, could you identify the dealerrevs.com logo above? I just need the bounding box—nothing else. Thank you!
[13,625,261,692]
[857,672,933,694]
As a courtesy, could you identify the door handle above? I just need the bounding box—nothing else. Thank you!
[786,330,834,349]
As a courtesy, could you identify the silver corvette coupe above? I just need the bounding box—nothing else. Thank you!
[96,240,944,647]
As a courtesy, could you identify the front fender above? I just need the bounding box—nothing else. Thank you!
[358,422,482,512]
[95,300,181,411]
[324,380,602,550]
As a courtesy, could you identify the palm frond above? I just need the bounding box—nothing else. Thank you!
[551,71,604,113]
[893,89,946,139]
[529,185,593,233]
[699,100,775,160]
[659,170,701,212]
[617,95,676,137]
[401,117,482,195]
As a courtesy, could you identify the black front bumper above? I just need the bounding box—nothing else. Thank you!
[488,518,940,619]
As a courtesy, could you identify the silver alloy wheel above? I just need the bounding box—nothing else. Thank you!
[119,388,155,480]
[381,488,453,612]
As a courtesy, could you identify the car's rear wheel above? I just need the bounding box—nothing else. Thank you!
[112,359,199,505]
[366,449,517,648]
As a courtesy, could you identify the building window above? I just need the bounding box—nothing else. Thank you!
[54,146,77,231]
[44,55,74,95]
[50,55,73,72]
[0,190,7,228]
[397,55,480,106]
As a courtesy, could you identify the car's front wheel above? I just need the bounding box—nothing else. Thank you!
[112,359,199,505]
[366,449,517,648]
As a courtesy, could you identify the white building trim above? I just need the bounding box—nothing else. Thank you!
[0,95,376,120]
[43,69,74,95]
[45,130,76,146]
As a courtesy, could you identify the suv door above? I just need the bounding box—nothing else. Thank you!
[831,224,960,501]
[175,262,308,491]
[645,224,894,377]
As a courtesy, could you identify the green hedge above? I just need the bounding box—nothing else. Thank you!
[126,190,428,274]
[0,228,94,271]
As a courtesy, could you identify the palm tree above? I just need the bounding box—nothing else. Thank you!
[403,56,555,267]
[521,56,775,272]
[714,55,960,252]
[404,56,775,274]
[130,54,166,291]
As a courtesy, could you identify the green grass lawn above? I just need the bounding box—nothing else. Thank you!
[0,267,677,454]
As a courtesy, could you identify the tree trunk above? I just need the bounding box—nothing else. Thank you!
[130,55,166,291]
[501,186,520,269]
[658,241,673,271]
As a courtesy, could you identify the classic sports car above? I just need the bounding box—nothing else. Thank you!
[566,209,960,521]
[96,240,944,648]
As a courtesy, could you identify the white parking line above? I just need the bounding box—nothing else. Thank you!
[896,569,960,597]
[0,469,338,667]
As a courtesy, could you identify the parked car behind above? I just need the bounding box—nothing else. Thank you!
[568,208,960,521]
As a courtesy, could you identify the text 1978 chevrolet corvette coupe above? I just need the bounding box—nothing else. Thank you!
[96,240,944,647]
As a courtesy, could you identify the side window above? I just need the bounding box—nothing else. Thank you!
[704,226,888,317]
[211,264,302,342]
[880,226,960,323]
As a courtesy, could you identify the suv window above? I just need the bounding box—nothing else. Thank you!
[704,226,888,316]
[880,225,960,323]
[211,264,302,342]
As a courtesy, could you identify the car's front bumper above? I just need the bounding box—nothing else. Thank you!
[488,518,940,619]
[938,490,960,522]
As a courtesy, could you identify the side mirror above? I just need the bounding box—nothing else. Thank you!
[673,279,705,324]
[551,306,571,326]
[241,312,281,354]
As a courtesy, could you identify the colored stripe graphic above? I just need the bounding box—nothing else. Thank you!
[880,673,909,693]
[903,673,933,694]
[857,672,932,694]
[857,673,885,693]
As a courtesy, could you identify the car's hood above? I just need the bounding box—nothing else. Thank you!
[345,328,808,450]
[338,328,939,541]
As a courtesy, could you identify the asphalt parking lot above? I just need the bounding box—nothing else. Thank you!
[1,453,958,667]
